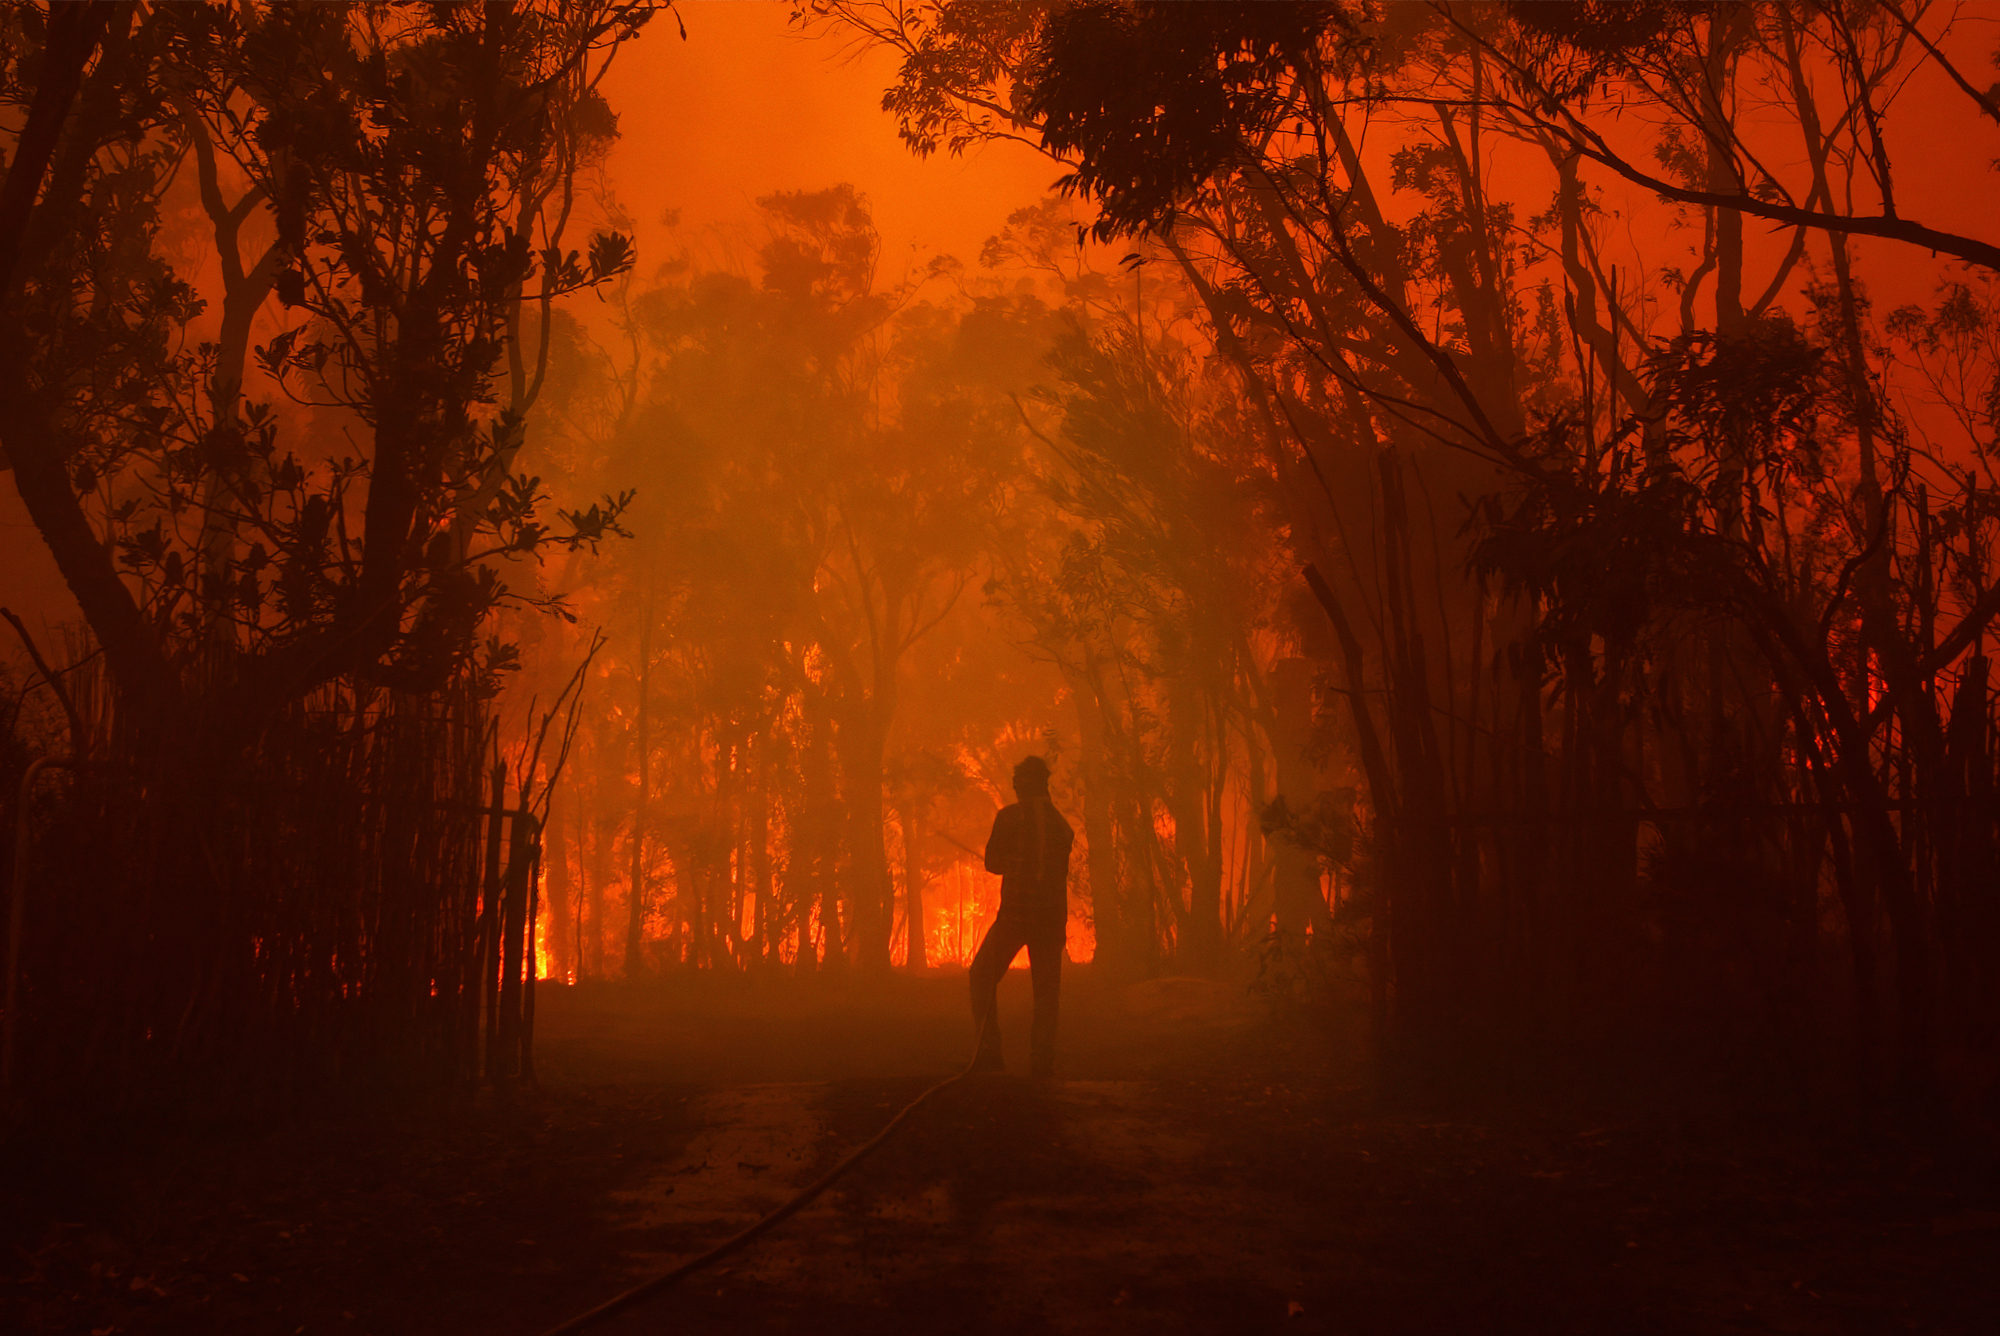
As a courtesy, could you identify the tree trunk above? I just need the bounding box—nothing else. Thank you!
[623,590,654,979]
[543,781,573,981]
[478,757,507,1081]
[1701,5,1751,337]
[750,739,773,970]
[1268,658,1334,935]
[802,701,842,973]
[1070,662,1124,972]
[584,800,609,980]
[495,807,532,1085]
[901,804,927,970]
[836,709,894,972]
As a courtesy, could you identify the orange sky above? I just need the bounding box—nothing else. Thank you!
[600,2,1059,281]
[0,2,1063,636]
[5,3,1996,637]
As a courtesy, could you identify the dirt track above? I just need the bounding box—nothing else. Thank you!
[5,968,1999,1334]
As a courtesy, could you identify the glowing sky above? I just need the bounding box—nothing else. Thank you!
[600,2,1059,283]
[0,1,1063,633]
[5,2,1997,634]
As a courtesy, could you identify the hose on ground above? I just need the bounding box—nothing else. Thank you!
[535,1010,995,1336]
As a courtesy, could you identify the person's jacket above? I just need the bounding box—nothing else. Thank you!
[984,796,1074,924]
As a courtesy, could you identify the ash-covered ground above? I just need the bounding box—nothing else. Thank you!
[6,969,1997,1334]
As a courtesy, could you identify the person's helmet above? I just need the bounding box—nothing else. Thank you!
[1012,755,1051,787]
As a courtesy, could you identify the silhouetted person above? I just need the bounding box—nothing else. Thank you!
[969,755,1074,1076]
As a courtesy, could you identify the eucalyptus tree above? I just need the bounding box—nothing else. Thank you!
[814,0,2000,1115]
[0,1,650,745]
[573,187,1004,972]
[0,0,658,1098]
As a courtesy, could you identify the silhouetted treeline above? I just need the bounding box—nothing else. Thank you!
[8,0,2000,1139]
[518,185,1325,988]
[797,0,2000,1127]
[0,2,655,1107]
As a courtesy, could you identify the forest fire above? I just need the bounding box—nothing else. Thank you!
[6,2,2000,1333]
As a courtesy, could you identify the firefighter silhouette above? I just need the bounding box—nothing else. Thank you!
[969,755,1074,1076]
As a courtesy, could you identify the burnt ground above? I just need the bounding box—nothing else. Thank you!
[4,966,1999,1335]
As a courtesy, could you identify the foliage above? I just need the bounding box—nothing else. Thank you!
[1,2,654,733]
[810,0,2000,1127]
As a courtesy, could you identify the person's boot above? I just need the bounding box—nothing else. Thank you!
[1029,1009,1057,1078]
[970,1009,1005,1072]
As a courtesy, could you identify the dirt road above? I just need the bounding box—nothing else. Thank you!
[5,968,1997,1334]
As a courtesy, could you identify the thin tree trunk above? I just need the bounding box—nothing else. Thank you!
[544,781,573,981]
[623,588,655,979]
[1071,661,1124,971]
[520,828,541,1083]
[837,709,894,972]
[750,739,773,970]
[585,801,609,980]
[901,804,927,970]
[479,755,507,1081]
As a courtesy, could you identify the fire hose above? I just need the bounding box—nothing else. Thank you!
[535,1010,994,1336]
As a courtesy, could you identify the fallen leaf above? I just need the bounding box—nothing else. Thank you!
[1287,1300,1306,1317]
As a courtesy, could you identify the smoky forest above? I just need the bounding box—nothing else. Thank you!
[5,2,2000,1333]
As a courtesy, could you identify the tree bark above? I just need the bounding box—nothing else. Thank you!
[901,804,927,970]
[543,781,573,981]
[623,586,654,979]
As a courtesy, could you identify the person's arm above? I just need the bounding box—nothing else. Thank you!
[984,806,1013,876]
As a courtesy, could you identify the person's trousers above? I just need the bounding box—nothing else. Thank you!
[968,912,1063,1075]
